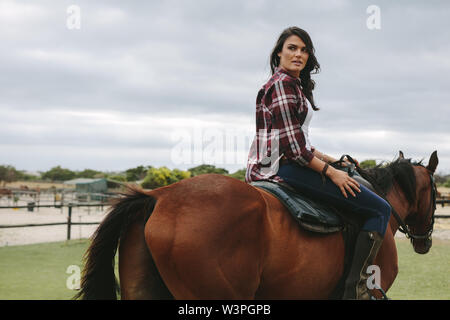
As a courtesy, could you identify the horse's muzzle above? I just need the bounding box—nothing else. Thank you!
[413,237,432,254]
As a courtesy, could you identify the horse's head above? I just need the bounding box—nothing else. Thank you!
[404,151,438,254]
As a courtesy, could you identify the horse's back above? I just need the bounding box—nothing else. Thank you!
[144,174,268,299]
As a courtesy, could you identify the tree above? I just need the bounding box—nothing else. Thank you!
[126,165,151,182]
[0,165,19,186]
[42,166,76,182]
[77,169,102,179]
[359,160,377,169]
[16,171,40,181]
[188,164,229,177]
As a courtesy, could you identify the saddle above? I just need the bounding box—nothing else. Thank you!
[250,160,373,234]
[251,180,344,233]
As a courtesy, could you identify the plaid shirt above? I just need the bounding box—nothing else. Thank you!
[245,67,315,183]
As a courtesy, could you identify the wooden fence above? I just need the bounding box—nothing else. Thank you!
[0,203,108,240]
[1,200,449,242]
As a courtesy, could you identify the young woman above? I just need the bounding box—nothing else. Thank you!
[245,26,391,299]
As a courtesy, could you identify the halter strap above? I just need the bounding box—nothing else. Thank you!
[361,169,436,240]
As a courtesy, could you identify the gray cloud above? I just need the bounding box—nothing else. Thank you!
[0,0,449,173]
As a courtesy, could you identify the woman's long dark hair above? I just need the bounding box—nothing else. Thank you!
[270,26,320,110]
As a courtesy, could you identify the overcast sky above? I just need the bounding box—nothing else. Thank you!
[1,0,449,175]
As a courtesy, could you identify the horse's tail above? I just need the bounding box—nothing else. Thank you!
[73,185,156,300]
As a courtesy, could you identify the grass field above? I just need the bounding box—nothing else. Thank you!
[0,238,448,300]
[0,240,96,300]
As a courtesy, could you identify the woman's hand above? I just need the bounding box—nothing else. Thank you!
[345,156,360,168]
[327,167,361,198]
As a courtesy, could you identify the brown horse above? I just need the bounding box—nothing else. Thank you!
[75,151,438,300]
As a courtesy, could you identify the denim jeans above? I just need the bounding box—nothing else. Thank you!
[277,163,391,236]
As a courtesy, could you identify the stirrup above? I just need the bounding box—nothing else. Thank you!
[369,285,390,300]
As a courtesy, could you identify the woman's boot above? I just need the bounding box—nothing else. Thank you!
[342,231,384,299]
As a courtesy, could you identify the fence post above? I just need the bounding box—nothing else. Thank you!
[67,204,73,241]
[61,191,64,214]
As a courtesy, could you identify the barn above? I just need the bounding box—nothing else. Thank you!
[64,178,108,194]
[64,178,108,201]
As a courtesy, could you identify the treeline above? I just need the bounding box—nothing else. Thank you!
[0,164,246,189]
[2,161,449,189]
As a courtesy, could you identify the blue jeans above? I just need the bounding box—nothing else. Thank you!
[277,163,391,236]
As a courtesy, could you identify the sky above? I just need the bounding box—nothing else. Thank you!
[1,0,449,175]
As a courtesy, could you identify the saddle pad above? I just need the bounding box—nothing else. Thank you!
[250,181,344,234]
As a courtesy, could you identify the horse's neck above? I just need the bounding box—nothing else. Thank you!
[385,180,415,236]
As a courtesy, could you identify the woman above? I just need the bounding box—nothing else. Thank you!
[245,26,391,300]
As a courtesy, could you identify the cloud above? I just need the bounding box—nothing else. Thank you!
[0,0,449,174]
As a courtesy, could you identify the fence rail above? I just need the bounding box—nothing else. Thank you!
[0,203,109,240]
[1,200,449,242]
[437,199,450,207]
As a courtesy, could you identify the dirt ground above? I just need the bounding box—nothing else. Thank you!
[0,206,106,247]
[4,181,74,191]
[437,186,450,194]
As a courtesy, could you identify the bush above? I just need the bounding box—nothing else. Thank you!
[226,169,246,182]
[108,175,127,182]
[141,167,191,189]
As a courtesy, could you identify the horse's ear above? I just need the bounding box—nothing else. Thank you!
[426,150,438,173]
[398,151,405,159]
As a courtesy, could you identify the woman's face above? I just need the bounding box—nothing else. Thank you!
[277,35,309,78]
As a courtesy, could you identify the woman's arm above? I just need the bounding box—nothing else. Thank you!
[306,156,361,198]
[312,149,338,164]
[313,149,360,167]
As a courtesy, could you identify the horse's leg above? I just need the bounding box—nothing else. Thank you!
[119,218,173,299]
[371,226,398,299]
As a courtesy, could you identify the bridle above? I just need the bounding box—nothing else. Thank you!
[335,156,437,241]
[391,172,436,241]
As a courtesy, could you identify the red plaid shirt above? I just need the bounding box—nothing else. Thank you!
[245,67,315,183]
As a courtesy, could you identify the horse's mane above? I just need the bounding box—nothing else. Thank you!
[358,158,424,205]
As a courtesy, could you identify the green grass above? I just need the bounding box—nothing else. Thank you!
[387,238,450,300]
[0,240,92,299]
[0,238,448,299]
[0,239,118,300]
